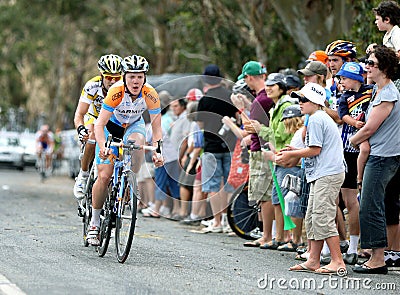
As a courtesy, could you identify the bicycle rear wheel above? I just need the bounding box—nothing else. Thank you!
[227,183,260,240]
[115,171,138,263]
[97,181,114,257]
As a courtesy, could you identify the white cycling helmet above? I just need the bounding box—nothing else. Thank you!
[97,54,123,75]
[122,55,149,73]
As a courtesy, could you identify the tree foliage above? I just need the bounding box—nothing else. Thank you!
[0,0,386,131]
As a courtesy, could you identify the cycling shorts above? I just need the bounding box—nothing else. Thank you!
[95,118,146,165]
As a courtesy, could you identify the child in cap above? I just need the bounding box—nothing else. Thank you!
[275,82,346,274]
[337,62,373,193]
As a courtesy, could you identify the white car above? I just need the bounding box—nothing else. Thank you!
[20,133,37,167]
[0,132,25,170]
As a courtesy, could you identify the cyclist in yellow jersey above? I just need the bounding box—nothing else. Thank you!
[73,54,123,200]
[87,54,164,246]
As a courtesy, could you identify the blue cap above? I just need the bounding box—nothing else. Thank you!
[337,62,364,83]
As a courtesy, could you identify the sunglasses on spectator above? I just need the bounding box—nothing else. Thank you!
[365,60,378,67]
[298,96,310,103]
[103,75,122,81]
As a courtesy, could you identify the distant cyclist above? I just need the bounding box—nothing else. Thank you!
[87,54,164,246]
[35,124,55,173]
[73,54,123,199]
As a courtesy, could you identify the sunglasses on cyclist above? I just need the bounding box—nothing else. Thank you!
[365,59,378,67]
[298,96,310,103]
[103,75,122,82]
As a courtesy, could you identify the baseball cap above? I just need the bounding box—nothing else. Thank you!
[307,50,328,64]
[265,73,286,86]
[202,64,223,85]
[285,75,302,89]
[336,62,364,83]
[297,61,327,76]
[186,88,203,101]
[237,61,267,80]
[281,105,302,121]
[290,82,326,107]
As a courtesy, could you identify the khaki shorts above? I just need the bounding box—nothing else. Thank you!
[305,172,345,240]
[248,151,273,202]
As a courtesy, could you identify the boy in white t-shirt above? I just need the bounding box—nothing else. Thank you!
[275,83,346,275]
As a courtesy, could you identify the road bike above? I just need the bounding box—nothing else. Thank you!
[79,139,97,247]
[36,152,47,182]
[226,182,261,240]
[97,135,157,263]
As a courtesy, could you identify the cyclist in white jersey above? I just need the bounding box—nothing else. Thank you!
[73,54,123,199]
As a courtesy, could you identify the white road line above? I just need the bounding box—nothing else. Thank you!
[0,274,26,295]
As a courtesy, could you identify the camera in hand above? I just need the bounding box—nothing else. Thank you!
[218,117,236,136]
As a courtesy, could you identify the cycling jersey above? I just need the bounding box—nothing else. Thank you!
[102,81,160,128]
[35,131,54,151]
[79,75,105,119]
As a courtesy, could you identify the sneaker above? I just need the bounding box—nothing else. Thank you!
[223,224,232,233]
[343,253,358,265]
[201,219,214,227]
[201,225,223,233]
[320,254,331,264]
[385,251,394,267]
[180,216,201,226]
[74,173,88,200]
[87,226,100,246]
[249,227,263,239]
[159,205,171,217]
[340,240,349,254]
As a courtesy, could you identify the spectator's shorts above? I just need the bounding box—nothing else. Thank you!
[248,151,273,202]
[201,152,233,193]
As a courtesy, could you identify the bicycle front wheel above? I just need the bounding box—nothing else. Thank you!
[115,171,138,263]
[227,183,260,240]
[82,173,95,247]
[97,181,114,257]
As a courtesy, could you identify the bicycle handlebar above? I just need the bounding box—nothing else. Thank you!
[109,142,157,151]
[104,134,157,152]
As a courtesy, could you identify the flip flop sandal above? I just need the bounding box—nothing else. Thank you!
[277,241,298,252]
[260,239,285,250]
[243,240,262,247]
[289,263,316,273]
[315,266,347,276]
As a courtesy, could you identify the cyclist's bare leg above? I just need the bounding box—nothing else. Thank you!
[127,133,145,174]
[45,153,53,170]
[92,163,114,210]
[81,125,96,171]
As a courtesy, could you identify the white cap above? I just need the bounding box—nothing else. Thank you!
[290,82,326,106]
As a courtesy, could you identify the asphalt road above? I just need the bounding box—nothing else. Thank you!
[0,167,399,295]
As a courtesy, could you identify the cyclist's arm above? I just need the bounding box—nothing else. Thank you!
[149,113,162,145]
[94,108,113,155]
[74,101,90,128]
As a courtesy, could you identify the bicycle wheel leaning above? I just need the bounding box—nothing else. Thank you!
[115,171,138,263]
[227,182,260,240]
[97,180,114,257]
